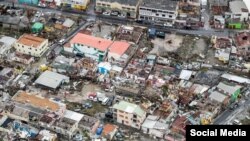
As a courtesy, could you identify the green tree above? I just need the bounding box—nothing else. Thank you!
[162,85,169,97]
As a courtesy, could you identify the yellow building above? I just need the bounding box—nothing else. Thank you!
[61,0,90,10]
[96,0,141,18]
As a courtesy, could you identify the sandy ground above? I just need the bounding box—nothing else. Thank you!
[205,49,224,65]
[92,24,117,39]
[150,34,183,55]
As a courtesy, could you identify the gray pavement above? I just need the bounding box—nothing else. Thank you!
[1,1,233,37]
[214,98,250,124]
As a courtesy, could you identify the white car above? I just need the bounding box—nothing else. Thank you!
[103,11,111,16]
[111,11,119,16]
[118,14,126,18]
[163,23,173,27]
[59,39,65,45]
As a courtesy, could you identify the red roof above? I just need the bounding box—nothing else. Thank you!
[102,124,118,136]
[109,41,130,56]
[70,33,113,51]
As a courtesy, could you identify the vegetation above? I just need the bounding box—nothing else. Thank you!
[162,85,169,97]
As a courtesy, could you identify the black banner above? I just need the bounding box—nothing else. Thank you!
[186,125,250,141]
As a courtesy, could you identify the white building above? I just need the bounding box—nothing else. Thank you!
[70,33,113,62]
[138,0,179,26]
[0,36,16,58]
[228,0,250,22]
[112,101,146,129]
[14,34,49,57]
[38,130,57,141]
[141,115,169,138]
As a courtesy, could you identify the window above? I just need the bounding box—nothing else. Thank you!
[125,121,129,124]
[152,10,156,13]
[119,115,124,118]
[156,13,159,16]
[125,117,128,119]
[29,48,32,50]
[35,49,37,51]
[133,114,137,118]
[133,119,136,122]
[169,15,172,18]
[162,14,165,17]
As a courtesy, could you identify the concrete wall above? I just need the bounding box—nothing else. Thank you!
[72,43,106,61]
[108,52,121,60]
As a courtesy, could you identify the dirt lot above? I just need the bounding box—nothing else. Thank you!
[81,83,103,99]
[91,23,117,39]
[150,33,183,55]
[176,36,208,61]
[205,48,224,65]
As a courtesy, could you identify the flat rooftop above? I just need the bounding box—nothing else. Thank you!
[97,0,140,6]
[230,0,248,13]
[12,91,60,112]
[17,34,46,48]
[140,0,178,11]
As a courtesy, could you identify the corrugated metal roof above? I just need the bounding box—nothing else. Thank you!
[35,71,69,89]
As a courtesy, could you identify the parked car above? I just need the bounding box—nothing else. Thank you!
[102,97,110,105]
[233,119,241,125]
[97,92,106,102]
[83,102,93,109]
[163,23,173,27]
[103,11,111,16]
[230,102,239,111]
[59,39,65,45]
[118,14,126,18]
[111,11,119,16]
[88,92,97,101]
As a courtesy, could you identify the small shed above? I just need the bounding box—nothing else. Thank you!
[32,22,44,33]
[63,18,75,28]
[98,62,112,74]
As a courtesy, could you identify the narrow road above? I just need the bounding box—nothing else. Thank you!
[1,1,233,37]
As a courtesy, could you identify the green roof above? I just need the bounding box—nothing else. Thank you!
[113,101,146,117]
[32,22,43,29]
[32,22,44,33]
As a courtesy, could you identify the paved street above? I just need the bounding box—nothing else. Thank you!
[1,1,233,37]
[214,98,250,124]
